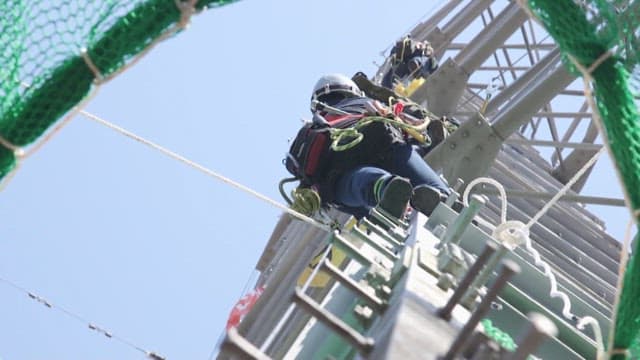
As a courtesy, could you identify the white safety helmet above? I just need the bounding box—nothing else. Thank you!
[310,74,364,111]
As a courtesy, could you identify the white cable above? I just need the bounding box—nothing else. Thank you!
[462,177,507,232]
[516,3,625,356]
[462,148,604,356]
[521,149,605,359]
[526,148,604,229]
[3,0,206,191]
[80,110,333,234]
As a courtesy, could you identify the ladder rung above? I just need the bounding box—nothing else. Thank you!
[321,258,387,312]
[292,287,375,354]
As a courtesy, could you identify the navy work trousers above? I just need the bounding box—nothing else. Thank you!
[333,142,449,218]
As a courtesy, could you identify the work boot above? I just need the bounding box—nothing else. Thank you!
[376,177,413,219]
[411,185,445,216]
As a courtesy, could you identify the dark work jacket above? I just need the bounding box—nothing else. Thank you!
[312,97,405,204]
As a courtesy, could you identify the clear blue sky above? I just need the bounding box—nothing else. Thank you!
[0,1,628,359]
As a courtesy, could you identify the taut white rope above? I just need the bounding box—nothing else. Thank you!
[80,110,332,233]
[526,147,604,229]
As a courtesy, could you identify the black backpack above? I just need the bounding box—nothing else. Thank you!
[285,114,361,185]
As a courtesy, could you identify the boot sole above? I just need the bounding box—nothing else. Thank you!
[378,178,413,219]
[412,186,443,216]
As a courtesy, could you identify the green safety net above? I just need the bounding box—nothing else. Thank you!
[0,0,239,180]
[526,0,640,359]
[481,319,517,352]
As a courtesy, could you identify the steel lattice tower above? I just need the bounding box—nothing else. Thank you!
[219,2,623,359]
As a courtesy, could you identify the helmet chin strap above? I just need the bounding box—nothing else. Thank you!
[310,100,350,115]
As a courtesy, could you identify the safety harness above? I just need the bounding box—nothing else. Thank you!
[281,99,435,216]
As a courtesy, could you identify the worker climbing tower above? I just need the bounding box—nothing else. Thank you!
[219,0,640,359]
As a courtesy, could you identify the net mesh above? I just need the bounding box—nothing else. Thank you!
[0,0,239,179]
[481,319,517,352]
[4,0,640,357]
[525,0,640,358]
